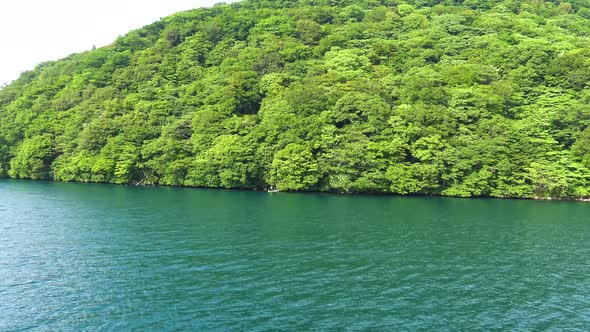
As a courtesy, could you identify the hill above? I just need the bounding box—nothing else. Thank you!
[1,0,590,198]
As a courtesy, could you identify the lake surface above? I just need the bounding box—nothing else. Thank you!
[1,179,590,330]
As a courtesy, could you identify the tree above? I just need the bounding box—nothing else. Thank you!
[269,143,320,191]
[8,135,55,180]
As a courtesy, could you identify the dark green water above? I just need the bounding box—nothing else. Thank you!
[1,180,590,330]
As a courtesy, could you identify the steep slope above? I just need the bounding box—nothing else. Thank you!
[1,0,590,198]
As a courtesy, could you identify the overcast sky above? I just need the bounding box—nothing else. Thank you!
[0,0,239,85]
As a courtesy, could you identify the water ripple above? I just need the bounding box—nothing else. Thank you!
[1,180,590,330]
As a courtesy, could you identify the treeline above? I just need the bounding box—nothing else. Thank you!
[1,0,590,198]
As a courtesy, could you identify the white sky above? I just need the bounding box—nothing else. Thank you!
[0,0,239,85]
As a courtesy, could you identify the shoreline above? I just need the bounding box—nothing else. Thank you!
[2,177,589,203]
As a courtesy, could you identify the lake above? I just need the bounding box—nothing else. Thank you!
[1,179,590,330]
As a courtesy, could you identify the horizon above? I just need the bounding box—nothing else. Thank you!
[0,0,239,86]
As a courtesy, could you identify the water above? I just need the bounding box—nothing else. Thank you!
[1,179,590,330]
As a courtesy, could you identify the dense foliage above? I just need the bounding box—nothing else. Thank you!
[1,0,590,198]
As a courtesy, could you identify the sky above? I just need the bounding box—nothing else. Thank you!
[0,0,239,85]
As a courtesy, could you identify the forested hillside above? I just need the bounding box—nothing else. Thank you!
[1,0,590,198]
